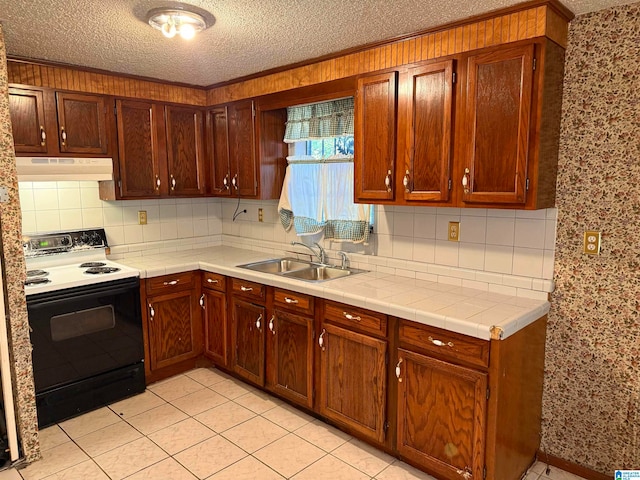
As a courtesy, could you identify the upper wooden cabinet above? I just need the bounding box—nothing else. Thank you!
[165,105,206,196]
[461,44,534,206]
[113,99,204,198]
[205,100,287,199]
[354,72,397,202]
[402,60,454,203]
[355,39,564,209]
[9,87,110,156]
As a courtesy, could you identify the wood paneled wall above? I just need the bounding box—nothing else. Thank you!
[206,3,569,104]
[7,61,207,106]
[7,2,569,108]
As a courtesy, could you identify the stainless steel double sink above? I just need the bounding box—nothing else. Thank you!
[237,257,367,282]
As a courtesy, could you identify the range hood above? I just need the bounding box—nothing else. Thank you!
[16,157,113,182]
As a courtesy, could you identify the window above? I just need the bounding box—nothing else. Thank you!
[278,98,372,244]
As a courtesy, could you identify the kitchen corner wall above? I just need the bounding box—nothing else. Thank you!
[542,2,640,474]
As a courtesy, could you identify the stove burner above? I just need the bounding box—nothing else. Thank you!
[84,266,120,275]
[80,262,107,268]
[26,269,49,278]
[25,277,51,286]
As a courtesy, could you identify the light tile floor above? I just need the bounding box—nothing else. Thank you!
[0,367,588,480]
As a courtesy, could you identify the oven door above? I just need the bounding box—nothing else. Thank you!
[27,277,143,393]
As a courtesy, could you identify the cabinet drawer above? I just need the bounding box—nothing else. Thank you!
[399,320,489,368]
[273,288,314,315]
[146,271,195,295]
[324,300,387,337]
[231,278,266,301]
[202,271,226,292]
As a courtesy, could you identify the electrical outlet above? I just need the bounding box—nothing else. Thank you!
[138,210,148,225]
[258,208,264,222]
[448,222,460,242]
[583,231,601,255]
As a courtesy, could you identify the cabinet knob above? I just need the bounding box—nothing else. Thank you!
[384,170,392,193]
[60,126,67,146]
[403,170,410,193]
[207,278,219,284]
[163,280,179,286]
[284,297,299,304]
[148,303,155,320]
[223,174,230,190]
[199,294,205,309]
[155,175,161,190]
[232,174,239,190]
[40,126,46,146]
[240,285,253,292]
[256,314,262,331]
[395,358,403,382]
[462,168,470,194]
[268,315,275,334]
[170,174,176,191]
[318,328,326,351]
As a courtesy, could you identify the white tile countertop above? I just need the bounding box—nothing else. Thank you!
[115,246,550,341]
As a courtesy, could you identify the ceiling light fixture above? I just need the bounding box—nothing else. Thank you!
[146,6,211,40]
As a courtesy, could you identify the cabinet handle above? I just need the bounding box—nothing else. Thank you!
[60,126,67,146]
[207,278,219,284]
[199,294,205,309]
[384,170,392,193]
[342,311,361,322]
[456,467,473,479]
[232,174,239,190]
[284,297,299,304]
[223,174,230,190]
[395,358,403,382]
[170,174,176,191]
[403,170,410,193]
[40,126,46,146]
[318,328,326,351]
[163,280,179,286]
[148,303,155,320]
[240,285,253,292]
[429,336,454,348]
[268,315,275,334]
[155,175,161,190]
[462,168,470,194]
[256,314,262,331]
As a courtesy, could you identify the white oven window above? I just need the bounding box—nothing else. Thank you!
[50,305,116,341]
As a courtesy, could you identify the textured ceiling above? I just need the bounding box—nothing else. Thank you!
[0,0,636,86]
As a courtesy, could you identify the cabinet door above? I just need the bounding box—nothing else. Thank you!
[354,72,397,202]
[202,289,227,367]
[231,297,265,386]
[396,348,487,480]
[228,101,257,197]
[116,99,164,198]
[147,290,201,371]
[165,105,206,196]
[266,309,314,409]
[404,61,454,202]
[318,323,387,443]
[462,44,534,205]
[206,107,232,196]
[8,87,48,153]
[56,92,109,154]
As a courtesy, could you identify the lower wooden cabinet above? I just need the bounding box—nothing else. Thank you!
[143,272,203,380]
[231,296,265,386]
[396,348,487,480]
[202,272,228,367]
[266,307,314,409]
[318,322,388,444]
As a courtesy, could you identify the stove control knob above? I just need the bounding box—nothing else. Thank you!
[79,233,90,245]
[60,237,70,246]
[89,232,103,246]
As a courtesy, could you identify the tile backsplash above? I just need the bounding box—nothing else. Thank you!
[18,182,556,297]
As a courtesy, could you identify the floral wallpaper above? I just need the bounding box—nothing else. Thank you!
[542,1,640,474]
[0,25,40,461]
